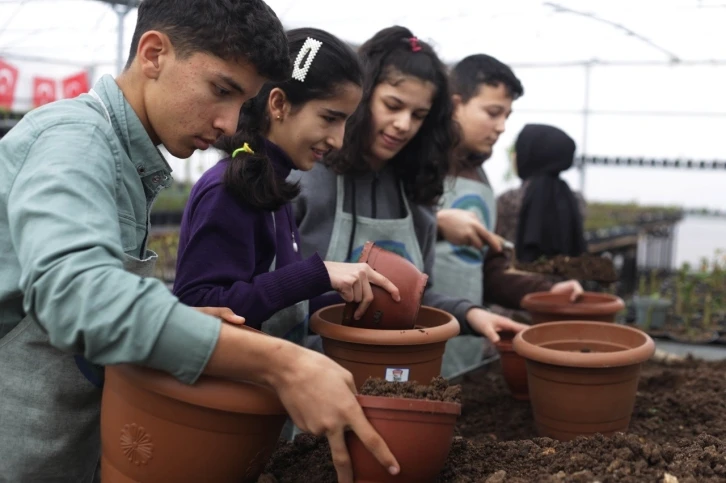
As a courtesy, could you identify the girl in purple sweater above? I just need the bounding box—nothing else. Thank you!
[173,28,400,344]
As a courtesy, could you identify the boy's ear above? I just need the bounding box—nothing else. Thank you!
[451,94,465,120]
[136,30,172,80]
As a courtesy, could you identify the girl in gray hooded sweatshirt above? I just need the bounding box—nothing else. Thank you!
[292,25,527,347]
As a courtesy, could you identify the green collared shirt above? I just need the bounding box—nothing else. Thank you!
[0,75,220,384]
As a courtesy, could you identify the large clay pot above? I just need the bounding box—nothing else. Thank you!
[347,394,461,483]
[513,321,655,441]
[521,291,625,325]
[503,292,625,400]
[101,363,287,482]
[343,241,428,330]
[495,331,529,400]
[311,304,459,388]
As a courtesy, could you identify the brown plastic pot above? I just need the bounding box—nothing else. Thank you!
[342,241,429,330]
[311,304,459,388]
[101,328,287,482]
[495,331,529,401]
[513,321,655,441]
[347,394,461,483]
[521,291,625,325]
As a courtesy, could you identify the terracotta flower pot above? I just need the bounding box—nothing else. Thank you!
[342,241,428,330]
[521,291,625,325]
[346,394,461,483]
[513,321,655,441]
[494,331,529,400]
[311,304,459,388]
[101,333,288,482]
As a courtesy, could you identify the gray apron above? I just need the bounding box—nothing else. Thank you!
[324,175,425,382]
[0,89,160,482]
[326,176,425,271]
[267,212,309,441]
[265,281,309,442]
[434,172,497,378]
[261,213,309,345]
[0,251,158,482]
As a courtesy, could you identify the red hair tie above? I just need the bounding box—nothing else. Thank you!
[409,37,422,52]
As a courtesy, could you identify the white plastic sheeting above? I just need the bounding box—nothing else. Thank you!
[1,0,725,208]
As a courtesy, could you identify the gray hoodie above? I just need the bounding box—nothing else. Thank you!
[291,162,477,334]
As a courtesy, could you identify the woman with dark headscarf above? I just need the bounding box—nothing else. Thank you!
[496,123,587,262]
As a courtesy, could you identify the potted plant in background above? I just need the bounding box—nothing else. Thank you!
[707,250,726,337]
[668,260,720,344]
[632,269,671,332]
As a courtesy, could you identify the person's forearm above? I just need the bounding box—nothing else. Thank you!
[483,253,553,309]
[177,254,330,326]
[204,323,300,388]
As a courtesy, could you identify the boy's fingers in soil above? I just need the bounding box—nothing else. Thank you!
[327,430,353,483]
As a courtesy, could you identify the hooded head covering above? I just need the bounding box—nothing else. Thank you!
[515,123,576,179]
[513,124,586,262]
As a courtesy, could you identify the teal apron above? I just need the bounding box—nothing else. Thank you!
[434,170,497,378]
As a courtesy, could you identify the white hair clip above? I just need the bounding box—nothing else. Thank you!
[292,37,323,82]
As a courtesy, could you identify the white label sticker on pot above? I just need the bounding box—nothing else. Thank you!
[385,368,409,382]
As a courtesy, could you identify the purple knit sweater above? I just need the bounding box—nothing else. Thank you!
[172,139,331,329]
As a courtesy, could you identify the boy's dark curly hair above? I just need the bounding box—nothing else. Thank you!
[450,54,524,102]
[126,0,289,82]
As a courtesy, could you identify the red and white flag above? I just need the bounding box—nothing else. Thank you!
[0,59,19,110]
[33,77,57,108]
[62,71,90,99]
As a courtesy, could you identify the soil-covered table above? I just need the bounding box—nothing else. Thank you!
[260,358,726,482]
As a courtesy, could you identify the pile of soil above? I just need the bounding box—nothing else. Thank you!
[260,358,726,482]
[458,358,726,445]
[359,376,461,403]
[261,434,726,483]
[439,433,726,483]
[515,254,618,283]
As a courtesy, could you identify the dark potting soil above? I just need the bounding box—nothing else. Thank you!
[438,433,726,483]
[259,434,336,483]
[515,254,618,283]
[260,358,726,482]
[358,376,462,403]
